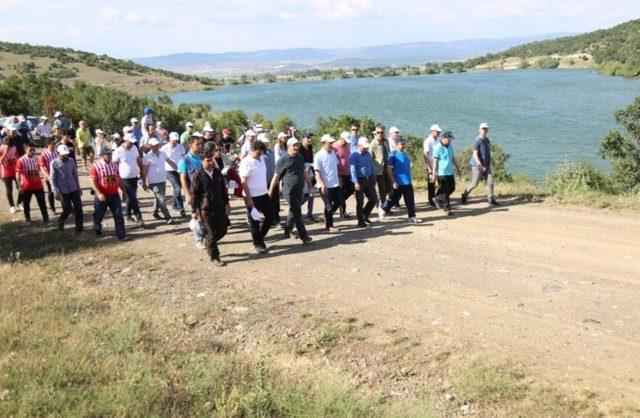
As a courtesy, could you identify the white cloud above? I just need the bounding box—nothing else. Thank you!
[309,0,379,20]
[125,12,141,23]
[279,11,296,20]
[99,7,119,21]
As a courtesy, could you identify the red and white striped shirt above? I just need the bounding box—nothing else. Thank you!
[15,154,43,191]
[0,145,18,178]
[39,149,59,180]
[89,160,120,196]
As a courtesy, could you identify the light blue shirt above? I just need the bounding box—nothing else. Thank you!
[313,148,340,189]
[349,134,360,154]
[349,150,375,184]
[433,142,455,176]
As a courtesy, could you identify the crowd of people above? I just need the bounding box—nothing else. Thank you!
[0,107,499,266]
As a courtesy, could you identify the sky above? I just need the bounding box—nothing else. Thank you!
[1,0,639,58]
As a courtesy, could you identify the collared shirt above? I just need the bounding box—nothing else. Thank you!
[39,149,58,180]
[160,143,186,171]
[369,137,389,176]
[388,149,412,186]
[112,145,140,179]
[313,148,340,189]
[50,157,80,194]
[75,127,92,148]
[433,142,455,176]
[423,134,439,168]
[348,134,360,154]
[36,123,52,138]
[143,150,168,184]
[349,150,375,184]
[332,142,351,176]
[177,152,203,188]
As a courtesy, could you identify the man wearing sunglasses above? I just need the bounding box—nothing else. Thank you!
[348,123,361,154]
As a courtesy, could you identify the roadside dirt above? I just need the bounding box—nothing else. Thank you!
[3,176,639,412]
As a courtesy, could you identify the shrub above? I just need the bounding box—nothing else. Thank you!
[546,161,610,194]
[533,57,560,69]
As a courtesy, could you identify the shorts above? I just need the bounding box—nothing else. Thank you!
[81,146,94,159]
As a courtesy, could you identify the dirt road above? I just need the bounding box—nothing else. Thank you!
[3,179,640,409]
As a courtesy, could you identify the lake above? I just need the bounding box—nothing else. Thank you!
[167,69,640,177]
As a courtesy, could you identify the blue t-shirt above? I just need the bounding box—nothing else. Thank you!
[387,150,412,185]
[177,152,202,187]
[433,142,455,176]
[469,136,491,169]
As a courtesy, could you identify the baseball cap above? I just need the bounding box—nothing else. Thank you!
[99,146,113,155]
[112,133,121,139]
[389,126,400,133]
[95,129,104,135]
[169,132,179,141]
[340,131,350,142]
[156,121,163,126]
[192,132,203,138]
[320,134,335,143]
[245,129,256,136]
[203,126,214,132]
[148,138,160,146]
[124,133,137,143]
[56,144,70,155]
[130,117,139,123]
[287,137,299,146]
[186,121,194,127]
[357,137,370,148]
[442,131,455,139]
[144,107,154,114]
[123,126,133,134]
[479,122,489,129]
[258,133,270,143]
[396,135,407,144]
[40,115,48,120]
[54,111,62,117]
[430,124,442,132]
[277,132,287,140]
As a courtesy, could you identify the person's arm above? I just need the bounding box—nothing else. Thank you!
[141,163,149,189]
[220,173,231,215]
[241,178,254,209]
[349,155,360,190]
[268,173,281,198]
[303,167,314,190]
[136,155,144,176]
[180,173,190,203]
[72,162,82,194]
[431,158,439,183]
[89,168,106,202]
[166,159,178,170]
[0,145,8,164]
[15,161,24,192]
[50,162,60,197]
[190,174,202,218]
[39,156,48,179]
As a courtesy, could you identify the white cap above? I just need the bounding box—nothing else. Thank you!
[123,133,137,143]
[321,134,335,143]
[148,138,160,146]
[389,126,400,133]
[257,133,269,143]
[123,126,132,134]
[479,122,489,129]
[54,111,62,117]
[40,115,48,120]
[156,121,162,126]
[357,137,370,148]
[287,137,299,146]
[277,132,287,140]
[430,124,442,132]
[186,121,194,127]
[169,132,179,141]
[245,129,256,137]
[340,131,350,140]
[112,133,121,139]
[203,126,214,132]
[56,144,70,155]
[130,117,139,123]
[95,129,104,135]
[192,132,203,138]
[18,116,25,122]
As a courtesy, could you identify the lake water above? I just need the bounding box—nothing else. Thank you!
[167,69,640,177]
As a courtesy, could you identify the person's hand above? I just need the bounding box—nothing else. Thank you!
[245,196,254,209]
[226,204,232,215]
[477,164,484,173]
[143,182,149,192]
[191,212,197,219]
[393,182,398,190]
[98,192,106,203]
[321,186,328,196]
[429,176,436,184]
[55,192,62,201]
[354,183,361,192]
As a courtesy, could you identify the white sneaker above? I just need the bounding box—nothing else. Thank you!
[17,204,24,211]
[9,206,17,214]
[195,241,206,250]
[408,217,422,224]
[378,208,387,219]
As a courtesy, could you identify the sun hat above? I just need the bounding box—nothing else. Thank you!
[192,132,203,138]
[95,129,104,135]
[40,115,48,120]
[277,132,287,140]
[123,126,133,134]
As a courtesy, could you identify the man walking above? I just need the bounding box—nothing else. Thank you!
[369,124,391,217]
[432,131,461,215]
[50,144,83,233]
[142,138,175,224]
[39,137,58,213]
[350,137,378,228]
[333,131,353,218]
[75,120,94,171]
[461,123,499,206]
[314,134,343,233]
[161,132,186,216]
[15,143,49,225]
[190,148,231,266]
[239,140,274,253]
[423,124,442,207]
[36,116,52,143]
[179,136,205,249]
[382,136,422,223]
[180,122,194,148]
[112,133,144,226]
[300,131,316,222]
[89,147,128,241]
[269,137,314,244]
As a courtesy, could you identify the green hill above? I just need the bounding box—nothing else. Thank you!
[464,19,640,77]
[0,42,221,94]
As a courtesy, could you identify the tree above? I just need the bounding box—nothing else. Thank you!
[274,115,295,134]
[598,96,640,192]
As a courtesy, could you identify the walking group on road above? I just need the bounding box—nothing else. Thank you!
[1,109,499,266]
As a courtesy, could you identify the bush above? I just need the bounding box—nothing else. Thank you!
[533,57,560,69]
[546,161,610,194]
[456,143,513,182]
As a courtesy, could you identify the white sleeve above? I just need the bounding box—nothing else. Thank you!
[238,159,249,178]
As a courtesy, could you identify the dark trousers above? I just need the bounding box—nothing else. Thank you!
[375,174,391,207]
[123,177,142,220]
[285,190,309,240]
[382,184,416,218]
[22,189,48,222]
[248,194,274,247]
[427,179,436,206]
[93,194,125,238]
[202,210,228,259]
[270,183,281,222]
[436,175,456,210]
[166,171,184,212]
[339,175,354,213]
[45,180,55,212]
[320,186,343,229]
[355,177,378,225]
[59,190,83,231]
[2,177,22,207]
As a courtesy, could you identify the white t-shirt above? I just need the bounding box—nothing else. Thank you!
[240,138,254,158]
[423,134,438,167]
[160,143,185,171]
[36,123,52,138]
[313,149,340,189]
[112,145,140,179]
[388,136,397,150]
[238,155,268,197]
[143,151,167,184]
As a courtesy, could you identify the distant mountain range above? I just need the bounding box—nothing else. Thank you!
[133,34,571,77]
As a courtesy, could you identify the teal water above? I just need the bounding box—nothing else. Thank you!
[167,69,640,177]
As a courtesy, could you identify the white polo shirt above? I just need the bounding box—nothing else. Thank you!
[160,143,185,172]
[143,151,168,184]
[423,134,439,167]
[313,148,340,189]
[238,154,268,197]
[112,145,140,179]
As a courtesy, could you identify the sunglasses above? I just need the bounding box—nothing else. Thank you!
[375,131,383,134]
[351,128,359,131]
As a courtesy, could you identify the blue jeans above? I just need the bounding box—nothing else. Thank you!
[93,194,126,238]
[122,177,142,221]
[166,171,184,212]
